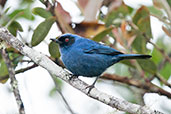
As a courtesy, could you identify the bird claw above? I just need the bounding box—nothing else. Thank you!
[85,84,95,94]
[69,75,78,81]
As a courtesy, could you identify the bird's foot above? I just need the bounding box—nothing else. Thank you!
[85,84,95,94]
[69,75,78,81]
[85,76,99,94]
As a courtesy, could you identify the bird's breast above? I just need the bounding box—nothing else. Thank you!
[60,49,114,77]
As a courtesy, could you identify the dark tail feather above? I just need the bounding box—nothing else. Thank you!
[119,54,152,59]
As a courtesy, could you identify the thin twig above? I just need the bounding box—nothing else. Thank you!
[19,60,33,63]
[150,14,171,25]
[57,90,75,114]
[45,1,65,33]
[52,76,75,114]
[161,0,171,21]
[0,48,25,114]
[147,39,171,63]
[53,1,74,33]
[16,63,38,74]
[155,73,171,88]
[0,63,38,82]
[101,73,171,98]
[43,0,73,34]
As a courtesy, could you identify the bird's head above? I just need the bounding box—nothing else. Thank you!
[50,33,80,48]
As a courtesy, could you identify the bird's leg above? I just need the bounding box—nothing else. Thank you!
[86,76,99,94]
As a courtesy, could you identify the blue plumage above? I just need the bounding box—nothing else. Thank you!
[51,33,152,92]
[51,34,151,89]
[51,33,151,77]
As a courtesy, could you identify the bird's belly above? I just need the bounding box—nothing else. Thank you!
[61,53,113,77]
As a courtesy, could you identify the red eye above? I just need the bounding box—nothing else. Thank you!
[65,38,69,42]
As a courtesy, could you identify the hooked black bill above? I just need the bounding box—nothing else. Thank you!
[50,38,62,44]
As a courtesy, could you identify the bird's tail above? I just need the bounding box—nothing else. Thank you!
[118,54,152,60]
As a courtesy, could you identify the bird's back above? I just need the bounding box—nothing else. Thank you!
[60,38,116,77]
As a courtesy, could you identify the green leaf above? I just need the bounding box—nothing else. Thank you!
[39,0,45,4]
[137,59,157,74]
[8,53,23,67]
[105,3,130,27]
[0,49,23,84]
[167,0,171,6]
[31,17,55,46]
[111,63,130,76]
[9,7,35,20]
[32,7,52,18]
[132,33,147,53]
[160,63,171,80]
[151,37,169,65]
[4,7,11,14]
[21,0,34,3]
[121,59,157,75]
[23,7,35,20]
[8,21,23,36]
[9,9,24,18]
[49,41,60,58]
[121,60,135,68]
[92,26,114,42]
[151,47,162,65]
[133,6,152,38]
[148,6,163,17]
[49,87,57,97]
[0,50,23,84]
[0,58,9,83]
[49,76,63,97]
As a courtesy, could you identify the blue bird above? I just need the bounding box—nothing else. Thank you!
[51,33,151,92]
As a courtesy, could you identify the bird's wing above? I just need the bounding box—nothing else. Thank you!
[83,43,123,55]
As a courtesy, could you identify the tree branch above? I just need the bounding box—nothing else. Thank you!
[0,63,38,82]
[150,14,171,25]
[0,27,163,114]
[155,74,171,88]
[101,73,171,98]
[16,63,38,74]
[0,48,25,114]
[147,39,171,63]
